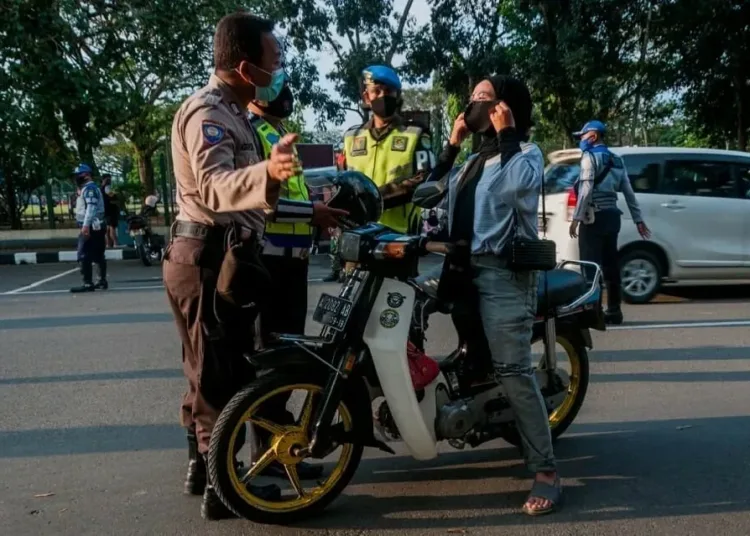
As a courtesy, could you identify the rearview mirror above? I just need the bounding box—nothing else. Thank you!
[412,181,446,209]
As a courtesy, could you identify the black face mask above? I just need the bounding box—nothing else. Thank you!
[464,100,497,135]
[370,95,399,119]
[256,85,294,119]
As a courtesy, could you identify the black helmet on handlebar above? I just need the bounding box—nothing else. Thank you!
[322,171,383,228]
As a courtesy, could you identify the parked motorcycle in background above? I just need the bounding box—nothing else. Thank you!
[126,209,164,267]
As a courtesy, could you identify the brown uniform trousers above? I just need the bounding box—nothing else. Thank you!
[164,235,260,454]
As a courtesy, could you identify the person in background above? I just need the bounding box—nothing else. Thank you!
[101,174,119,248]
[342,65,435,233]
[71,164,108,292]
[324,65,435,282]
[568,120,651,325]
[249,79,345,480]
[142,190,159,218]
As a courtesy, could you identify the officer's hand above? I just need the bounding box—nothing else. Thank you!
[637,222,651,240]
[490,101,516,132]
[82,225,91,239]
[312,202,349,229]
[569,221,579,239]
[450,113,470,147]
[267,133,300,182]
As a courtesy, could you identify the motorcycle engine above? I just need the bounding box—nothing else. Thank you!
[436,398,480,439]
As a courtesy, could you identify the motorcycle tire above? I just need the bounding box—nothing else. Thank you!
[499,334,590,447]
[207,370,368,525]
[134,237,151,267]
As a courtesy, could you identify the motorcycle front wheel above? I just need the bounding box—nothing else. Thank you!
[500,333,590,447]
[207,371,367,524]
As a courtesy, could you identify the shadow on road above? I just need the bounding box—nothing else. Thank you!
[655,283,750,303]
[300,415,750,530]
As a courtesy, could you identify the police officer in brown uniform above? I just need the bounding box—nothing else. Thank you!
[165,12,343,521]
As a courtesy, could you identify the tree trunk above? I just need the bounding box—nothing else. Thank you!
[136,147,155,196]
[3,169,22,230]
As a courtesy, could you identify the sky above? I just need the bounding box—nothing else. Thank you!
[300,0,432,132]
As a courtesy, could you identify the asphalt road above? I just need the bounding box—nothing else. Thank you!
[1,259,749,536]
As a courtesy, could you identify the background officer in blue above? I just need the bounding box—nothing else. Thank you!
[569,120,650,325]
[71,164,108,293]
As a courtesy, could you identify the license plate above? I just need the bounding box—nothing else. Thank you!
[313,294,353,332]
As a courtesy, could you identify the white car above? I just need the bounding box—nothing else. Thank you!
[540,147,750,303]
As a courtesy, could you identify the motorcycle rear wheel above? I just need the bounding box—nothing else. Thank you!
[500,334,590,447]
[207,371,366,524]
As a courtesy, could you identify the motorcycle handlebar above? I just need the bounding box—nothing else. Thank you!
[423,241,455,256]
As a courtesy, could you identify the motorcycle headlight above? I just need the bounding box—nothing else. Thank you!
[338,231,361,263]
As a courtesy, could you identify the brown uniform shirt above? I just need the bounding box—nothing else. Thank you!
[171,74,280,233]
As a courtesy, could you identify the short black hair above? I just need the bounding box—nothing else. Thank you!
[102,173,111,179]
[214,12,275,71]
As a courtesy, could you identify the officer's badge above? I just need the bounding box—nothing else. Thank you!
[351,136,367,156]
[202,122,225,145]
[420,135,432,150]
[391,136,408,152]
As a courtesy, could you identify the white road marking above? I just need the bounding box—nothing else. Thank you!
[2,267,80,295]
[609,320,750,331]
[3,285,164,296]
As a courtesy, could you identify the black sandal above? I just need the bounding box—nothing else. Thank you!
[522,477,562,516]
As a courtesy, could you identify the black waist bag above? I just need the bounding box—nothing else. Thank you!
[507,235,557,271]
[216,227,273,309]
[507,172,556,272]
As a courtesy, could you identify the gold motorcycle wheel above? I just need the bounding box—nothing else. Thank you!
[500,334,590,447]
[207,372,366,524]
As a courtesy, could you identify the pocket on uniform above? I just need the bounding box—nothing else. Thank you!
[163,258,202,300]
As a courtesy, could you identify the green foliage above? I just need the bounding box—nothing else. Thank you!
[655,0,750,150]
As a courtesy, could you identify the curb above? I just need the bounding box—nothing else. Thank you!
[0,248,140,265]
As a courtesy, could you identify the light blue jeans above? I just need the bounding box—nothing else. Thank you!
[471,256,556,473]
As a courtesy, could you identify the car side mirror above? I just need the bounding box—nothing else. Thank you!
[412,181,446,209]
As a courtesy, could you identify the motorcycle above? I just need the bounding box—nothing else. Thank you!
[126,212,164,267]
[206,220,605,524]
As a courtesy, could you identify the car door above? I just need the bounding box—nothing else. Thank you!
[654,158,745,268]
[731,163,750,267]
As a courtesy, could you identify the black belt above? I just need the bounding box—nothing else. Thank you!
[172,221,259,246]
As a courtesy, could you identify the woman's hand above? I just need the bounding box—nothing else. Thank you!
[489,101,515,133]
[449,113,470,146]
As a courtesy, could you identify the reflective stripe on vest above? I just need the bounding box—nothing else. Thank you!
[343,124,421,234]
[255,118,312,248]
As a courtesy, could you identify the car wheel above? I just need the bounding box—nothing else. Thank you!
[620,249,662,304]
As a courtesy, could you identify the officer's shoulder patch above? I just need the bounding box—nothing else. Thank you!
[344,123,365,136]
[202,121,226,145]
[391,136,408,152]
[420,134,432,150]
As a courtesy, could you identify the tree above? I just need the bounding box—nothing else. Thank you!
[404,0,510,105]
[655,0,750,150]
[401,85,452,149]
[504,0,669,142]
[263,0,418,123]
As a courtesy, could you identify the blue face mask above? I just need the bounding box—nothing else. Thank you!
[255,68,286,102]
[579,138,594,152]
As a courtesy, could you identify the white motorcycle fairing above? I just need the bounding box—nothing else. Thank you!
[362,279,448,460]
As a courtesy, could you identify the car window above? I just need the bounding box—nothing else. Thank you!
[621,154,661,193]
[734,164,750,199]
[544,162,580,194]
[662,160,738,198]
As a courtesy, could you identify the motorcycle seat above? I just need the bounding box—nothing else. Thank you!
[538,269,587,310]
[413,268,587,314]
